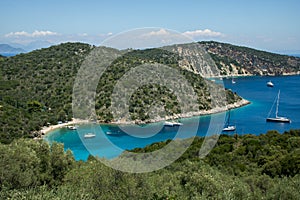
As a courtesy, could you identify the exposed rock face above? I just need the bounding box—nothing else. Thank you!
[164,43,220,77]
[196,41,300,76]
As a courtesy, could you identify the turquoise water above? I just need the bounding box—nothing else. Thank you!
[45,75,300,161]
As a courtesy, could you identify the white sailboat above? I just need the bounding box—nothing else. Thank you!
[266,90,291,123]
[222,110,236,131]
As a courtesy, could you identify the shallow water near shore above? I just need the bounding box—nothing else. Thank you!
[45,75,300,161]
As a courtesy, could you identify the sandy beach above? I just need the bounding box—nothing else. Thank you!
[39,118,89,136]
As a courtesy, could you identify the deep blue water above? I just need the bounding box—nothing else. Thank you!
[289,54,300,58]
[45,75,300,161]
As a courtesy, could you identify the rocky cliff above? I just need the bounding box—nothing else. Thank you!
[198,41,300,76]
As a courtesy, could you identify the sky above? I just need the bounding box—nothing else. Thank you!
[1,0,300,53]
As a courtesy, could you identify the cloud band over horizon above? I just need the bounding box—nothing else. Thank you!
[5,30,59,38]
[3,28,225,40]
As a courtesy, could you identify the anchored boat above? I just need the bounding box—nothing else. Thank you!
[266,90,291,123]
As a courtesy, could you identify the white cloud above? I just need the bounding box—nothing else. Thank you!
[147,29,170,36]
[78,33,88,37]
[31,30,58,37]
[5,31,29,37]
[5,30,58,38]
[106,28,192,49]
[183,29,224,38]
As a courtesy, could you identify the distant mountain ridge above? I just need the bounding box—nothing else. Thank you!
[19,40,53,51]
[0,44,26,54]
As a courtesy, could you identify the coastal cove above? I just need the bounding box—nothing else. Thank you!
[45,75,300,161]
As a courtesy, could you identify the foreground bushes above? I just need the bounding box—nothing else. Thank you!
[0,129,300,199]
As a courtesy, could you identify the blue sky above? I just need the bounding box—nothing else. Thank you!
[1,0,299,52]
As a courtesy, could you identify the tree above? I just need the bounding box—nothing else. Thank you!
[50,142,74,185]
[27,100,43,113]
[57,109,67,122]
[0,140,40,189]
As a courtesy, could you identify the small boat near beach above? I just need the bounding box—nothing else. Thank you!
[84,133,96,138]
[67,125,77,130]
[105,131,123,136]
[164,121,183,127]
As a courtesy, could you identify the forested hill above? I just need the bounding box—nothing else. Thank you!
[0,42,241,143]
[0,43,94,143]
[199,41,300,76]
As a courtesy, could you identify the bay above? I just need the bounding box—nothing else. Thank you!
[45,75,300,161]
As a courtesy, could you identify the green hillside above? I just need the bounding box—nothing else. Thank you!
[0,43,93,143]
[0,42,240,143]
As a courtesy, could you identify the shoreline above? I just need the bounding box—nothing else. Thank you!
[110,98,250,125]
[36,118,89,139]
[37,98,250,137]
[205,71,300,79]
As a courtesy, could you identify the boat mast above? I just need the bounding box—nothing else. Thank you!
[227,110,231,125]
[276,90,280,118]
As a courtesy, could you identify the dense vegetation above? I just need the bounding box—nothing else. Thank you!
[95,48,239,123]
[0,43,93,143]
[0,129,299,199]
[0,42,240,143]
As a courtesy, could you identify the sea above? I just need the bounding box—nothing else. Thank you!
[45,75,300,161]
